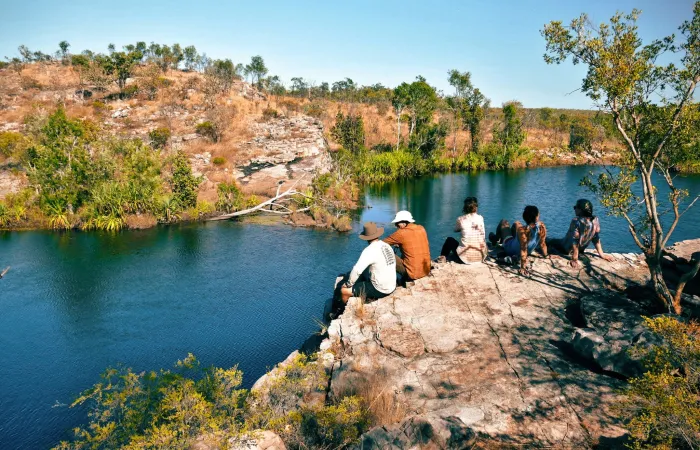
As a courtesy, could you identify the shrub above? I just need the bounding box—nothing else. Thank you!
[122,83,139,99]
[20,76,43,90]
[262,107,279,121]
[53,354,247,450]
[171,151,200,208]
[91,100,110,116]
[370,143,393,153]
[569,119,595,153]
[303,102,325,118]
[148,127,171,149]
[212,156,226,166]
[0,131,27,158]
[216,181,244,212]
[619,316,700,450]
[330,112,365,153]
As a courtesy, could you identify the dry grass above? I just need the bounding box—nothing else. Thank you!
[354,370,409,427]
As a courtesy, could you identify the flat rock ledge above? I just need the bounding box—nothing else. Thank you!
[255,239,700,449]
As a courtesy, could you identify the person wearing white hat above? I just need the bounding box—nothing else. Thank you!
[384,210,431,281]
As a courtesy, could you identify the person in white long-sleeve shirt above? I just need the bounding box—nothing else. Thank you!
[340,222,397,303]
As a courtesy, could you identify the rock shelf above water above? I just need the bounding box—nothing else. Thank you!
[304,241,699,448]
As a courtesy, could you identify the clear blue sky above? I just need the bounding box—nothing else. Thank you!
[1,0,696,109]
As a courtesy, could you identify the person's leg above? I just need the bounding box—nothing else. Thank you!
[441,236,460,257]
[489,219,510,245]
[395,255,408,279]
[510,221,522,238]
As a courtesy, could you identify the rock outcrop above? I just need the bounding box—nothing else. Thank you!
[235,115,330,195]
[263,243,700,449]
[570,291,656,378]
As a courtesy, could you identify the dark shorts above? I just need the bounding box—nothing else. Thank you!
[351,280,391,300]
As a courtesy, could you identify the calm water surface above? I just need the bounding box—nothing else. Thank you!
[1,166,699,449]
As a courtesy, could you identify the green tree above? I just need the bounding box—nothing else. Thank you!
[543,4,700,313]
[58,41,70,63]
[171,151,200,208]
[183,45,198,71]
[97,46,143,92]
[330,112,365,153]
[492,102,526,166]
[244,55,268,86]
[290,77,308,97]
[446,70,489,153]
[205,59,236,93]
[25,108,107,214]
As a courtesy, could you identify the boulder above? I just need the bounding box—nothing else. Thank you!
[569,292,657,378]
[229,431,286,450]
[356,414,476,450]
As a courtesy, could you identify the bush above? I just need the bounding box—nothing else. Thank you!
[216,181,244,212]
[53,354,247,450]
[331,112,365,153]
[0,131,27,158]
[171,151,200,208]
[619,316,700,450]
[20,76,43,90]
[303,102,325,118]
[569,119,595,153]
[262,107,279,121]
[212,156,226,166]
[148,127,171,149]
[354,148,427,183]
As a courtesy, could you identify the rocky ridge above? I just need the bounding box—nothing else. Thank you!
[253,240,700,449]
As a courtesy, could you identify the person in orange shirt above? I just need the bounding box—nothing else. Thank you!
[383,210,431,281]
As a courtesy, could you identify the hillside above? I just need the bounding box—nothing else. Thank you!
[0,60,621,230]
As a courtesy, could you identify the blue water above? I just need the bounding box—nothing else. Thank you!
[1,166,699,449]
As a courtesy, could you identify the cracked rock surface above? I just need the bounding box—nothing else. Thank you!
[324,249,669,448]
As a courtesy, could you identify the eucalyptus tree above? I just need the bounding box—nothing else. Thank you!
[244,55,268,86]
[542,3,700,313]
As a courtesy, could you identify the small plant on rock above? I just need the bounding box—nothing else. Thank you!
[148,127,171,149]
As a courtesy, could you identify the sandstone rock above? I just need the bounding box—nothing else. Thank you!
[111,107,130,118]
[320,252,671,447]
[229,431,286,450]
[569,292,658,378]
[355,414,476,450]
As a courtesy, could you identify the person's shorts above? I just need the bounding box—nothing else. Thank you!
[351,280,391,300]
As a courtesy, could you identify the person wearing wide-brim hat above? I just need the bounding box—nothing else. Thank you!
[340,222,397,303]
[383,210,431,281]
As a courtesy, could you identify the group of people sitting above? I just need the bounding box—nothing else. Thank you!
[339,197,614,303]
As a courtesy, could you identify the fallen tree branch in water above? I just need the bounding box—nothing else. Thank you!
[208,177,310,221]
[0,267,9,279]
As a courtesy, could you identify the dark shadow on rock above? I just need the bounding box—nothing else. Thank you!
[299,331,328,355]
[550,339,628,381]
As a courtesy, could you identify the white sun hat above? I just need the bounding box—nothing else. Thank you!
[391,210,415,223]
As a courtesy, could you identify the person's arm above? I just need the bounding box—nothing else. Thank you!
[383,230,402,247]
[454,218,462,233]
[570,244,580,268]
[591,221,614,261]
[595,241,615,261]
[539,222,548,257]
[518,226,529,274]
[569,219,581,268]
[478,219,487,259]
[345,247,374,287]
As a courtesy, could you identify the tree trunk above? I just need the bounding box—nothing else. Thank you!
[648,255,680,314]
[396,109,401,150]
